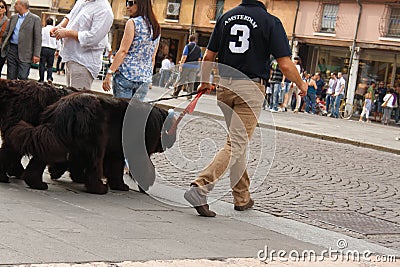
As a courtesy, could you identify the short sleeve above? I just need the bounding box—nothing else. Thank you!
[183,45,189,56]
[269,17,291,59]
[207,17,222,52]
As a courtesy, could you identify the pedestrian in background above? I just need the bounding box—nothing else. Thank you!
[315,72,325,100]
[281,75,291,112]
[359,91,372,123]
[102,0,160,101]
[1,0,41,80]
[172,35,202,99]
[287,56,303,113]
[374,81,387,122]
[382,88,396,126]
[305,73,317,114]
[51,0,113,90]
[159,55,171,88]
[331,72,346,118]
[0,0,9,76]
[184,0,307,217]
[269,58,283,112]
[55,48,65,75]
[394,84,400,125]
[325,72,337,115]
[38,17,58,84]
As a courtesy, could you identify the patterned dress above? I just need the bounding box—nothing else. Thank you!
[118,16,160,82]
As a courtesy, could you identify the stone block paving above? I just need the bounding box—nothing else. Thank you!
[151,114,400,250]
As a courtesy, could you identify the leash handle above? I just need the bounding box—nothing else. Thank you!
[167,90,205,135]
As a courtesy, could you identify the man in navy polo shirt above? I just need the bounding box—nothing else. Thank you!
[184,0,308,217]
[172,34,202,99]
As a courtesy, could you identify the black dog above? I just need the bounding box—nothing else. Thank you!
[0,79,79,183]
[8,93,176,194]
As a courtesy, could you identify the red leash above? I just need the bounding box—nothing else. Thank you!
[167,90,206,135]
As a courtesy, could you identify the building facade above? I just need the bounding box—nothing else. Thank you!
[292,0,400,104]
[6,0,400,104]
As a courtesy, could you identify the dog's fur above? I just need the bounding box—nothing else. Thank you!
[8,92,176,194]
[0,79,78,183]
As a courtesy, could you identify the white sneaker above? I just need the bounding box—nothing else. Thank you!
[396,137,400,141]
[270,109,278,113]
[278,107,283,112]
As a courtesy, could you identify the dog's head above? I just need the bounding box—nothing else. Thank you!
[160,109,177,151]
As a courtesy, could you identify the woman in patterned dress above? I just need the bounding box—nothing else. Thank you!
[102,0,160,100]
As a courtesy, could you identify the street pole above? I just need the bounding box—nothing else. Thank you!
[190,0,197,35]
[290,0,300,57]
[346,0,363,106]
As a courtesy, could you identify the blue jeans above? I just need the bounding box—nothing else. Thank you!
[112,72,149,101]
[305,91,316,113]
[332,94,344,118]
[270,83,282,111]
[283,82,291,93]
[159,69,171,88]
[394,107,399,123]
[326,94,333,113]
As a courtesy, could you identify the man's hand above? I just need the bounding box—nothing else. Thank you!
[54,28,70,40]
[197,82,212,93]
[102,74,112,92]
[32,56,40,64]
[50,26,59,37]
[297,80,308,96]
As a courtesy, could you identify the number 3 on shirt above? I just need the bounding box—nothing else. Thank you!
[229,24,250,54]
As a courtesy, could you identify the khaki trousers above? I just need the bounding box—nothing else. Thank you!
[65,61,94,90]
[193,79,265,206]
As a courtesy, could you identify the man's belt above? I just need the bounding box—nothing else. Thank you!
[250,77,265,85]
[221,76,266,85]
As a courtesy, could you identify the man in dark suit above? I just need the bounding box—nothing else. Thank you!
[1,0,41,80]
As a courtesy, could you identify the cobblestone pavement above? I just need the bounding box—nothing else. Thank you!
[151,114,400,250]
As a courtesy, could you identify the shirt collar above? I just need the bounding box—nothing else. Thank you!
[18,11,29,18]
[240,0,267,10]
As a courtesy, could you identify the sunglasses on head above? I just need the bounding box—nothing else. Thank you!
[126,0,136,7]
[0,5,5,9]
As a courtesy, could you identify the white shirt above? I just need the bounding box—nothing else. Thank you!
[335,77,346,95]
[327,78,336,94]
[383,93,395,108]
[161,58,171,70]
[42,25,58,50]
[60,0,114,79]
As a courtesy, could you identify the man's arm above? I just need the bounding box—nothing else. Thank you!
[276,56,307,96]
[50,17,69,37]
[339,80,345,94]
[197,49,217,92]
[55,9,113,46]
[32,16,42,63]
[180,55,187,65]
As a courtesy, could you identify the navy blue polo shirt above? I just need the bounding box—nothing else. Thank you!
[207,0,291,80]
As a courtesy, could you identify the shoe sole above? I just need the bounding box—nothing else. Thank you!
[184,190,216,217]
[234,199,254,211]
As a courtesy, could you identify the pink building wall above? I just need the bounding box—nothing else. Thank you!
[357,4,386,43]
[294,1,400,48]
